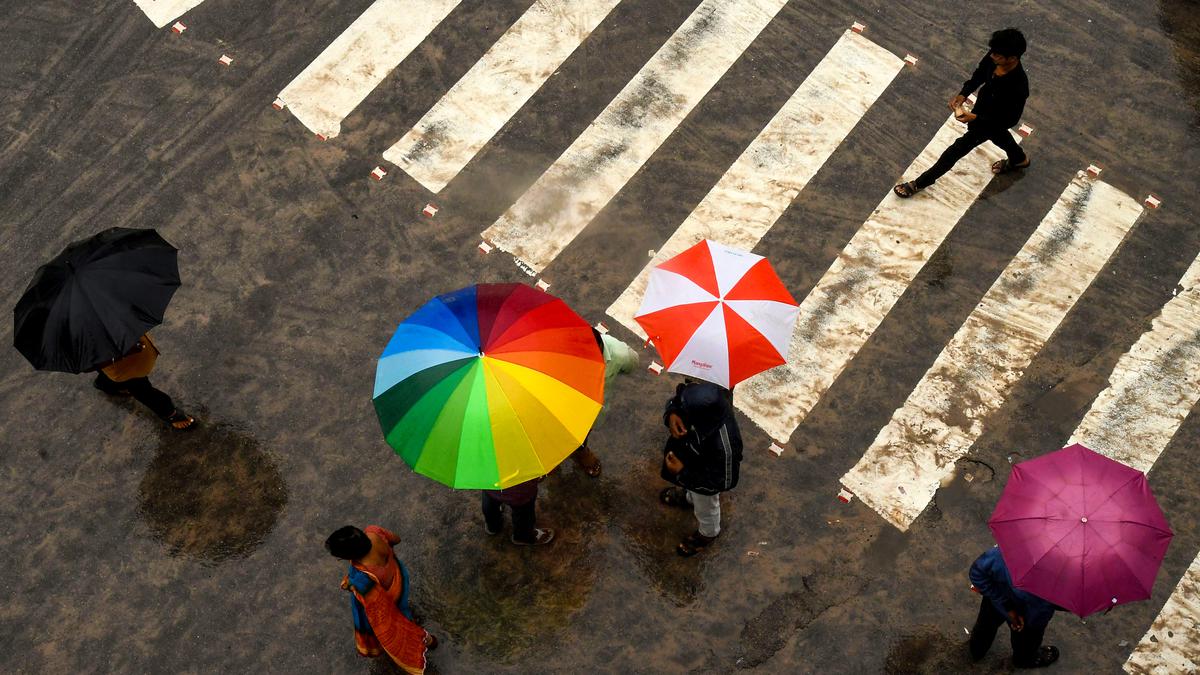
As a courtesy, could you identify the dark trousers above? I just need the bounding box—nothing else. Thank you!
[481,492,536,543]
[94,372,175,419]
[914,124,1026,188]
[969,596,1048,666]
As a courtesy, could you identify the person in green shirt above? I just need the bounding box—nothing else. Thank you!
[571,328,639,477]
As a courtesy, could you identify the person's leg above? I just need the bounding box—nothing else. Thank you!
[686,490,722,538]
[570,431,601,477]
[988,128,1028,169]
[122,377,176,419]
[1011,619,1050,667]
[481,492,504,535]
[913,128,989,188]
[968,596,1006,661]
[509,499,537,543]
[93,371,129,394]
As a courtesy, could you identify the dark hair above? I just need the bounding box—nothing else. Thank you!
[989,28,1026,58]
[325,526,371,560]
[592,327,605,355]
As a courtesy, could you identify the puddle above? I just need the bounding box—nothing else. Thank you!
[415,471,602,661]
[928,459,996,525]
[863,526,908,570]
[137,423,287,565]
[884,626,967,674]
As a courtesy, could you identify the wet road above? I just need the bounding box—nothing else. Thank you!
[1,0,1199,672]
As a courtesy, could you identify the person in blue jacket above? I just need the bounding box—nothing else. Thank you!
[968,546,1060,668]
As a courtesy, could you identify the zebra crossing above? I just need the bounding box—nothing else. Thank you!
[480,0,789,273]
[130,0,1194,670]
[383,0,624,193]
[840,174,1142,530]
[132,0,206,28]
[277,0,463,140]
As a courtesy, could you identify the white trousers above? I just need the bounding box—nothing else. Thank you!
[686,490,721,537]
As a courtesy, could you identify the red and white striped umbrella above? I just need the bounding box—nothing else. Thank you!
[635,240,799,388]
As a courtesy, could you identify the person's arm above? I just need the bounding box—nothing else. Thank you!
[604,335,640,374]
[959,54,993,97]
[969,550,1024,629]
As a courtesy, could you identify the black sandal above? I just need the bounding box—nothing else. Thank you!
[676,530,717,557]
[893,181,921,198]
[164,410,197,431]
[992,157,1031,174]
[1016,645,1059,668]
[659,487,689,508]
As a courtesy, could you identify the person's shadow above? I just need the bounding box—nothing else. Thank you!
[137,420,288,565]
[978,166,1029,200]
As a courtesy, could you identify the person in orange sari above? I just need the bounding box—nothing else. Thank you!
[325,526,437,673]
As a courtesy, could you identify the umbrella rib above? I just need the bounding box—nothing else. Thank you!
[1086,519,1156,599]
[1018,522,1083,589]
[1080,472,1145,518]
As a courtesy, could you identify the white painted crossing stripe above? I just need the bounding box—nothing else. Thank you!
[606,30,903,337]
[132,0,206,28]
[841,174,1142,530]
[1069,252,1200,473]
[384,0,623,193]
[277,0,462,139]
[480,0,789,273]
[1063,254,1200,674]
[734,114,1022,443]
[1124,552,1200,674]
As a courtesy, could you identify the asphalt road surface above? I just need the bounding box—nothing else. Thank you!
[1,1,1198,672]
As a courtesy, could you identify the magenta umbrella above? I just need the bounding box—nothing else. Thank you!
[987,443,1173,617]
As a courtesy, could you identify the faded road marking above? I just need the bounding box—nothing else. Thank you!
[841,174,1142,530]
[132,0,207,28]
[735,114,1022,443]
[480,0,789,273]
[1124,552,1200,674]
[1070,252,1200,473]
[606,30,903,338]
[277,0,462,139]
[384,0,623,193]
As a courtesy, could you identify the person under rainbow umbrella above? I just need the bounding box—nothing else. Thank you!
[372,283,605,490]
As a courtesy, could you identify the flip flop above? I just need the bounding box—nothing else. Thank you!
[659,487,689,508]
[992,157,1031,174]
[893,181,922,198]
[676,530,717,557]
[164,410,197,431]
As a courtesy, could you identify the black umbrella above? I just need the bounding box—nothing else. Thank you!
[14,227,180,373]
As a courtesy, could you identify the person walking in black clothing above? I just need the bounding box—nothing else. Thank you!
[895,28,1030,198]
[968,546,1060,668]
[657,380,742,557]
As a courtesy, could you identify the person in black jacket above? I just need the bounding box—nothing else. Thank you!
[894,28,1030,198]
[658,379,742,556]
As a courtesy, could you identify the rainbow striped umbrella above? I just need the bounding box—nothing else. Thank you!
[373,283,605,489]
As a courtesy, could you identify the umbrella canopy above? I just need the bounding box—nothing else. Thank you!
[13,227,180,373]
[634,239,798,388]
[988,443,1174,617]
[373,283,604,489]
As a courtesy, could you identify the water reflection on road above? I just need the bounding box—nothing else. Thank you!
[137,422,288,565]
